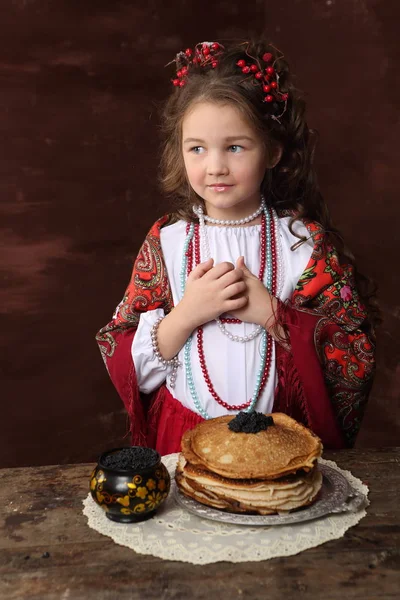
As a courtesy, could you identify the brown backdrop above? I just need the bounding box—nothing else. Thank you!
[1,0,399,468]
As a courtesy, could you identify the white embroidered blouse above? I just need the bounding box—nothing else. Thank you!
[131,217,314,418]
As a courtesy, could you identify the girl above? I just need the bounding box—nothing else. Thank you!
[96,40,376,453]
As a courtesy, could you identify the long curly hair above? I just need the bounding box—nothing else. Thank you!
[159,40,380,328]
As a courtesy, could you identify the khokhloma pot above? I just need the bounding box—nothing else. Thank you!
[90,446,170,523]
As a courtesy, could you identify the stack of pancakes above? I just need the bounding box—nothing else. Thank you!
[175,413,323,515]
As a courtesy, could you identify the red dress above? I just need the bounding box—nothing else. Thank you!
[96,215,375,453]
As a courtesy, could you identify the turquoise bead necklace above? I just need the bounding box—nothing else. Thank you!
[179,203,277,419]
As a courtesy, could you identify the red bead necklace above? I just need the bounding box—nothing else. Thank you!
[186,210,277,410]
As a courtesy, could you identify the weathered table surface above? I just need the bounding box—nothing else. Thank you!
[0,448,399,600]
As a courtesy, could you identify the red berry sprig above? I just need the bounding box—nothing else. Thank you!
[171,41,224,87]
[236,51,288,106]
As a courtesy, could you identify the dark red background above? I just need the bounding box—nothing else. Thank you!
[1,0,399,467]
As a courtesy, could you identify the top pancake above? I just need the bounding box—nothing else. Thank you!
[186,412,322,479]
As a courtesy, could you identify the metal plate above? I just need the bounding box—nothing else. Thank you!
[174,464,367,526]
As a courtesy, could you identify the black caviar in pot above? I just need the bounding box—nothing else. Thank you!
[101,447,159,471]
[90,447,171,523]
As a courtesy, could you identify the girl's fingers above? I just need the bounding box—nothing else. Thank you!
[204,261,235,280]
[225,296,248,311]
[188,258,214,281]
[236,256,256,279]
[218,267,245,287]
[221,280,247,299]
[236,256,245,269]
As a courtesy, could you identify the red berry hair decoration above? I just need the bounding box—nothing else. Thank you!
[169,41,225,88]
[236,45,289,122]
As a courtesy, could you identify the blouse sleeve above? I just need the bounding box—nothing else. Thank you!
[132,308,174,394]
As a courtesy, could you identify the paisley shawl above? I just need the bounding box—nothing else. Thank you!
[96,215,375,449]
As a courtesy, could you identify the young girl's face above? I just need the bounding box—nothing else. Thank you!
[182,101,270,221]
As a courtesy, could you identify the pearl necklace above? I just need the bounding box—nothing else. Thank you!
[179,202,280,418]
[192,198,266,226]
[195,198,285,343]
[196,208,267,343]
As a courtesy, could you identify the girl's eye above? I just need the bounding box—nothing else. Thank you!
[191,146,204,154]
[229,145,243,153]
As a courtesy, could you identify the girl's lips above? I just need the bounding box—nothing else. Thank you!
[208,184,234,191]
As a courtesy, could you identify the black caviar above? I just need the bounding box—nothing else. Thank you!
[101,447,159,471]
[228,411,275,434]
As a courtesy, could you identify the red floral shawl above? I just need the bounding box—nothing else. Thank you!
[96,215,375,449]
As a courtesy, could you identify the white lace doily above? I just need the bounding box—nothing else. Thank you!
[82,454,369,565]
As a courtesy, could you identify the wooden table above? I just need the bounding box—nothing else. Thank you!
[0,448,399,599]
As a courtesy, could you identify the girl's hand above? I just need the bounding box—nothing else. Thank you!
[229,256,278,328]
[179,258,248,329]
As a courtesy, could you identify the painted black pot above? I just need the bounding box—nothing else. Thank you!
[90,447,170,523]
